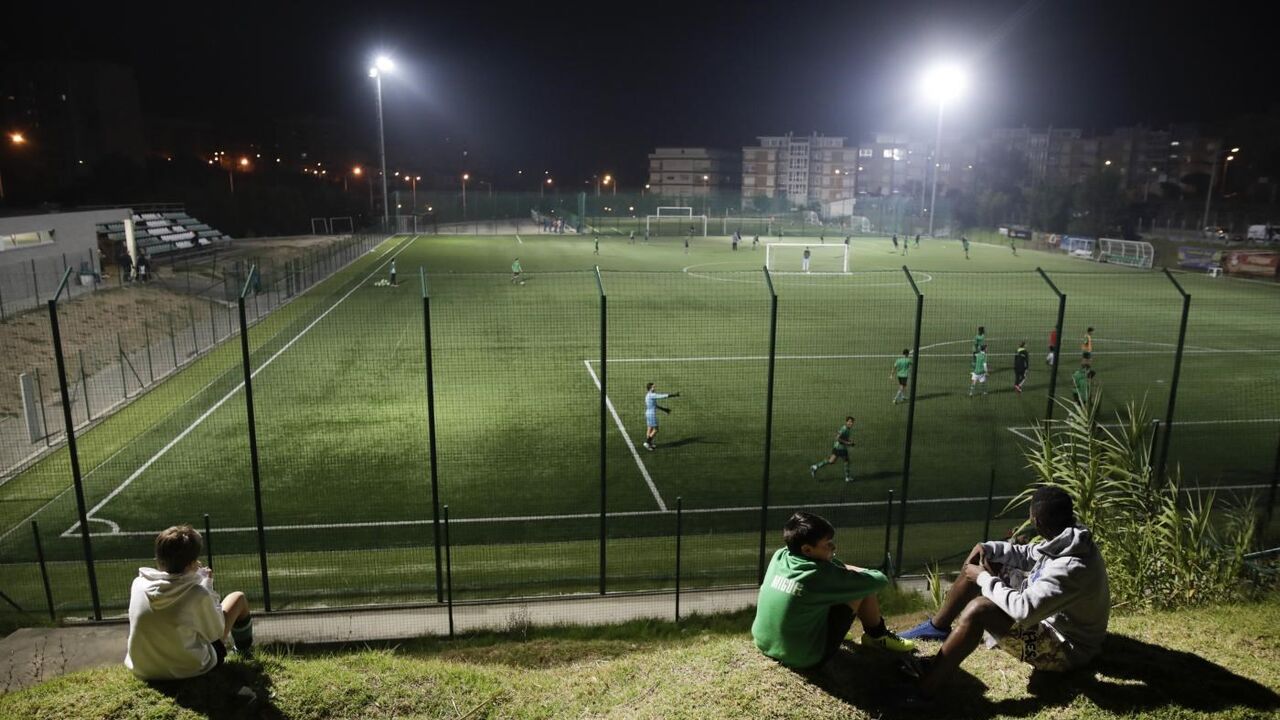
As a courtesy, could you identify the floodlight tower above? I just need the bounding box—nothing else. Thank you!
[921,63,967,237]
[368,55,395,227]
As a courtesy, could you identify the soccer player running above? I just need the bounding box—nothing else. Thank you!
[1010,236,1018,256]
[753,235,760,250]
[969,344,989,397]
[802,247,811,272]
[961,235,971,259]
[892,349,912,404]
[593,233,600,255]
[915,233,921,248]
[973,326,986,355]
[1013,341,1030,394]
[643,383,680,451]
[810,416,856,482]
[390,259,398,287]
[1047,327,1059,366]
[511,257,523,285]
[1081,327,1095,368]
[892,234,899,250]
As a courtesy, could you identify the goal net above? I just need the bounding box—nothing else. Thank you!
[765,243,850,274]
[646,206,707,237]
[1097,238,1154,269]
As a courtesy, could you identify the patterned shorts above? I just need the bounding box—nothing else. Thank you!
[986,622,1072,671]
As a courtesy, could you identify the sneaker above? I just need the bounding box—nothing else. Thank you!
[844,475,853,483]
[1015,384,1022,394]
[809,465,817,478]
[861,630,916,653]
[898,618,951,640]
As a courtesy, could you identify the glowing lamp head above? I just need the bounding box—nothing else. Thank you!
[9,132,27,144]
[239,157,250,167]
[463,173,470,181]
[921,63,968,104]
[353,166,363,176]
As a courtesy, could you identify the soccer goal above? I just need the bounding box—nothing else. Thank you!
[1097,238,1154,269]
[646,206,707,237]
[329,216,354,234]
[765,243,850,274]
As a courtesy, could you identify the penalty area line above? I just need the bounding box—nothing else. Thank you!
[582,359,667,512]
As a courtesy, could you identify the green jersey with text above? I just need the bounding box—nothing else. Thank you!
[973,351,988,375]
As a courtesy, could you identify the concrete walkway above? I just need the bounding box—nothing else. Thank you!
[1,579,931,693]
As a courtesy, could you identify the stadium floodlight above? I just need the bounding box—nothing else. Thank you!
[368,53,396,228]
[9,132,26,145]
[920,61,968,237]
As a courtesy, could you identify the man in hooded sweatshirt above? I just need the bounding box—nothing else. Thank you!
[125,525,254,680]
[899,486,1109,695]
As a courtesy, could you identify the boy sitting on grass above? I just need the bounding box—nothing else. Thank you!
[752,511,915,671]
[125,525,254,680]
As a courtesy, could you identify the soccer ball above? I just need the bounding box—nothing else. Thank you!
[520,280,526,285]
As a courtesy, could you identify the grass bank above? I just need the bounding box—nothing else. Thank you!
[2,594,1276,719]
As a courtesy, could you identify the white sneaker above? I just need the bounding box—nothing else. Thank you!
[809,465,817,478]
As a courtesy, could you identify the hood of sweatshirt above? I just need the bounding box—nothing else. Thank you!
[136,567,205,611]
[1036,525,1097,561]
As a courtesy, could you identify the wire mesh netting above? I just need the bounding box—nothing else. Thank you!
[0,236,1276,623]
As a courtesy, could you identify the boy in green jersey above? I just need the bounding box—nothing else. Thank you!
[969,345,989,396]
[511,258,523,285]
[973,326,986,354]
[1072,367,1096,405]
[892,349,912,404]
[810,416,856,482]
[752,511,915,671]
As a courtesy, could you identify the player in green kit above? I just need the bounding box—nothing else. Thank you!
[892,349,912,404]
[810,417,855,482]
[511,258,524,285]
[973,326,986,355]
[969,345,989,396]
[1072,367,1096,405]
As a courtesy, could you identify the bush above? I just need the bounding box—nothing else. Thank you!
[1010,395,1265,610]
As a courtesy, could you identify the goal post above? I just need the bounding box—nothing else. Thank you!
[1097,238,1154,269]
[765,242,850,273]
[646,206,707,237]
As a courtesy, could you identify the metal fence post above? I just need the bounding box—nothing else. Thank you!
[203,513,214,569]
[895,266,924,576]
[982,466,997,542]
[757,268,778,584]
[143,318,154,384]
[595,266,608,595]
[31,521,55,621]
[117,333,128,399]
[421,268,444,603]
[48,269,101,620]
[189,304,199,353]
[675,496,683,623]
[237,267,272,611]
[209,302,217,345]
[1266,429,1280,533]
[78,349,91,421]
[34,368,50,446]
[32,259,40,303]
[444,504,454,638]
[1156,269,1191,484]
[883,489,894,574]
[168,314,178,369]
[1037,268,1067,421]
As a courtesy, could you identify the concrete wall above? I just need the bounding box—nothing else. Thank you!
[0,208,130,314]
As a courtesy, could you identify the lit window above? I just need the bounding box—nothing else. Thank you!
[859,148,873,158]
[883,149,894,158]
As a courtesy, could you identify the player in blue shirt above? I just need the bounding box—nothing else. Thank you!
[643,382,680,450]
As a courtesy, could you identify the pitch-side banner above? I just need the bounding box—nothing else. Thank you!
[1177,247,1223,270]
[1224,250,1280,277]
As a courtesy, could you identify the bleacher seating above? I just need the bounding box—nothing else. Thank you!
[97,207,233,262]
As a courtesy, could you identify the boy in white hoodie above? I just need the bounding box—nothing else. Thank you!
[900,486,1109,695]
[125,525,254,680]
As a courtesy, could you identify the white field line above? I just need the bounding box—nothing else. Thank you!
[1006,417,1280,443]
[515,234,523,244]
[582,359,667,512]
[77,483,1274,538]
[66,234,421,538]
[589,347,1280,364]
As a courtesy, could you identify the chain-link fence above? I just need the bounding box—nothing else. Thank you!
[0,257,1275,623]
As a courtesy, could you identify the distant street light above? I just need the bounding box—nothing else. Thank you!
[405,174,420,212]
[8,132,25,145]
[921,62,968,236]
[462,173,470,217]
[1202,146,1241,230]
[541,176,552,198]
[368,54,396,227]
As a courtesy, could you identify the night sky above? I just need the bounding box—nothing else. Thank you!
[3,0,1272,187]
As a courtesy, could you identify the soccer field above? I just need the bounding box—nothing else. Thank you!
[2,231,1277,615]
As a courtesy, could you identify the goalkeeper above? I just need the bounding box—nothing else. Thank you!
[643,382,680,451]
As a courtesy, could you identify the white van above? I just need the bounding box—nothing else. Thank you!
[1247,225,1279,243]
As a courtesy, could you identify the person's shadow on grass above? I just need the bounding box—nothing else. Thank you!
[149,658,282,720]
[800,632,1279,719]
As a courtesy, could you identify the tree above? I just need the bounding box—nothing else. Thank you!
[1027,183,1073,233]
[1070,170,1126,238]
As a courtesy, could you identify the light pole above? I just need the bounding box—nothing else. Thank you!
[702,174,710,215]
[368,55,395,228]
[2,131,28,200]
[462,173,469,218]
[1202,146,1240,231]
[921,63,967,237]
[541,176,552,198]
[404,174,419,212]
[603,173,614,196]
